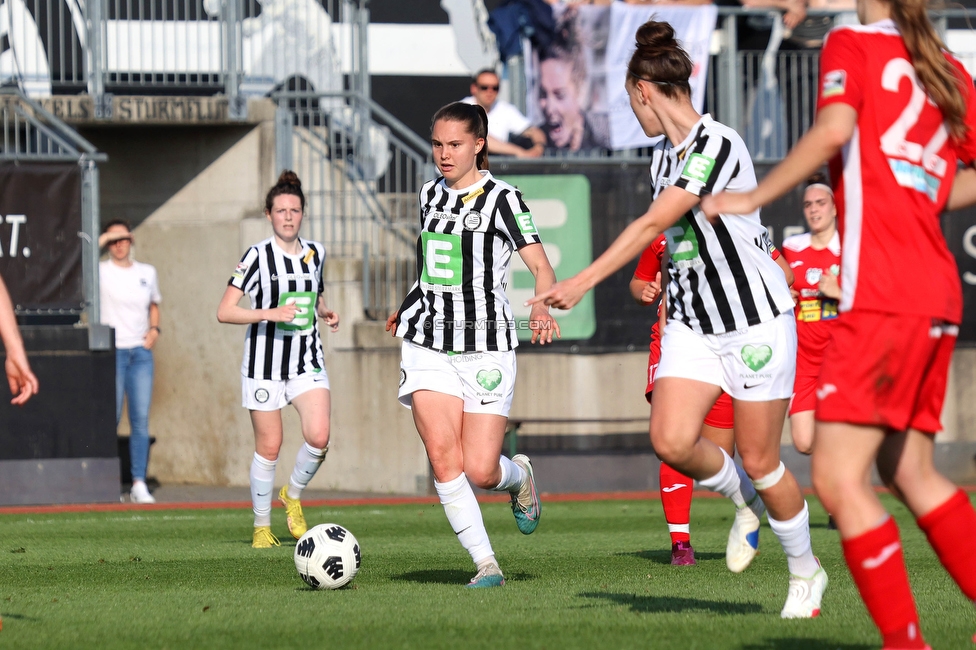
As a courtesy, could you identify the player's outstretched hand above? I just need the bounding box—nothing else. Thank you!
[700,191,758,223]
[526,275,589,311]
[385,311,398,337]
[528,304,561,345]
[6,355,38,405]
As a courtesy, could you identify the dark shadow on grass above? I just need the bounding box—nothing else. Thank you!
[623,549,725,565]
[581,591,764,615]
[741,638,872,650]
[0,613,39,622]
[392,569,536,585]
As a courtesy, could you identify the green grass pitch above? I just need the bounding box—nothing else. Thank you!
[0,494,973,649]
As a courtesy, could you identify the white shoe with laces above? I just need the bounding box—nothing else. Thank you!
[130,481,156,504]
[727,497,763,573]
[781,559,828,618]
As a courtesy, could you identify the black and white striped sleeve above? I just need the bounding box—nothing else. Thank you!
[673,131,737,197]
[495,189,542,250]
[228,246,259,291]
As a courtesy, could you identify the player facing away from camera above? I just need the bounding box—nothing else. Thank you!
[217,170,340,549]
[633,235,794,566]
[704,0,976,643]
[530,21,826,618]
[385,101,560,588]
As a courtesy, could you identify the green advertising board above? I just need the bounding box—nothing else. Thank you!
[499,174,596,341]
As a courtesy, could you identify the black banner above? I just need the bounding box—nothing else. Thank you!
[493,159,976,351]
[0,163,84,312]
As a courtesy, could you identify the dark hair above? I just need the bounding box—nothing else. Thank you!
[472,68,498,84]
[265,170,305,213]
[539,10,588,98]
[805,172,830,188]
[102,218,131,234]
[626,21,692,100]
[431,102,490,171]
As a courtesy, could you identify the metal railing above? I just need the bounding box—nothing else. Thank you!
[273,90,434,319]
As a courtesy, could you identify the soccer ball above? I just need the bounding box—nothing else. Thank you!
[294,523,361,590]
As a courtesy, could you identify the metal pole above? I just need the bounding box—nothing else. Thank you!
[88,0,107,117]
[358,0,370,99]
[80,157,112,350]
[275,106,294,175]
[718,15,740,136]
[223,0,244,119]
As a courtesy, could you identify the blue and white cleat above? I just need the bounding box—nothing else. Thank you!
[467,563,505,588]
[510,454,541,535]
[727,497,764,573]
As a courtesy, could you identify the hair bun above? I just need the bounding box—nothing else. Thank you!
[635,21,677,52]
[277,170,302,189]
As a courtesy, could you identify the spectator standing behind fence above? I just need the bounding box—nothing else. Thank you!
[99,220,161,505]
[0,274,38,405]
[463,69,547,158]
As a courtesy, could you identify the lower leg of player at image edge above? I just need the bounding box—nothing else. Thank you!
[814,424,976,649]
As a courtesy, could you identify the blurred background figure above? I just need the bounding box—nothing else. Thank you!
[463,68,547,157]
[99,220,162,505]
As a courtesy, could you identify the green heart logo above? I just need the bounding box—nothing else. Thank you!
[740,344,773,371]
[476,368,502,392]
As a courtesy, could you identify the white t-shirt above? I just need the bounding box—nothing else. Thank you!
[461,96,532,143]
[99,260,162,349]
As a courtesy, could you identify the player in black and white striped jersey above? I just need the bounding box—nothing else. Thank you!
[386,102,560,589]
[531,21,826,618]
[218,170,340,549]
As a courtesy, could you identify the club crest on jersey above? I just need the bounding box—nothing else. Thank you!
[463,212,484,231]
[805,267,823,285]
[680,153,715,184]
[822,70,846,98]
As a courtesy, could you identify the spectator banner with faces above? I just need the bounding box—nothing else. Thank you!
[525,3,716,153]
[0,163,83,312]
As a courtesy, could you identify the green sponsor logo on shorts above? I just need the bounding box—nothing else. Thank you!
[476,368,502,391]
[681,153,716,184]
[740,344,773,372]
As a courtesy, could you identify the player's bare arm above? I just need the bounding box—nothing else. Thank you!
[528,186,699,311]
[518,242,561,344]
[217,285,299,324]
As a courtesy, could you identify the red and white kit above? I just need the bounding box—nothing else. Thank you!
[635,234,733,428]
[781,232,841,415]
[817,20,976,431]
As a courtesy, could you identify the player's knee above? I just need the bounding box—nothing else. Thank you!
[739,452,781,483]
[748,460,786,491]
[464,465,497,490]
[304,426,330,450]
[651,434,694,468]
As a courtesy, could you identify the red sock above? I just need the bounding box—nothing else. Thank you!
[659,462,692,544]
[842,517,925,649]
[917,489,976,601]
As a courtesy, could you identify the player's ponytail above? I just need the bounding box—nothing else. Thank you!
[431,102,490,171]
[890,0,968,140]
[265,169,306,213]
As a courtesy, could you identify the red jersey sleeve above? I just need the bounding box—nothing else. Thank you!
[633,234,667,282]
[818,28,865,113]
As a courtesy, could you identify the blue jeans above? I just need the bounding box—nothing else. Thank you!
[116,346,154,482]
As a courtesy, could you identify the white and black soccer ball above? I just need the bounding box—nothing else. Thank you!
[294,523,361,590]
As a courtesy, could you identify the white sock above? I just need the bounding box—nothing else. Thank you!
[250,452,277,527]
[434,472,494,566]
[698,450,746,508]
[493,456,526,493]
[767,501,820,578]
[287,443,327,500]
[734,461,764,517]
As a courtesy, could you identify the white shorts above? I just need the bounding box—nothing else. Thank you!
[398,340,516,417]
[242,370,330,411]
[656,312,796,401]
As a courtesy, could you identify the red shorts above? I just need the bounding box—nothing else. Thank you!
[790,351,822,415]
[646,334,734,429]
[815,311,957,434]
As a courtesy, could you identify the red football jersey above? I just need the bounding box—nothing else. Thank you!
[782,232,841,355]
[634,234,668,339]
[818,20,976,322]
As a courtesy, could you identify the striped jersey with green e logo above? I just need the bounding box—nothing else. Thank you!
[395,170,542,351]
[650,114,794,335]
[228,237,326,380]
